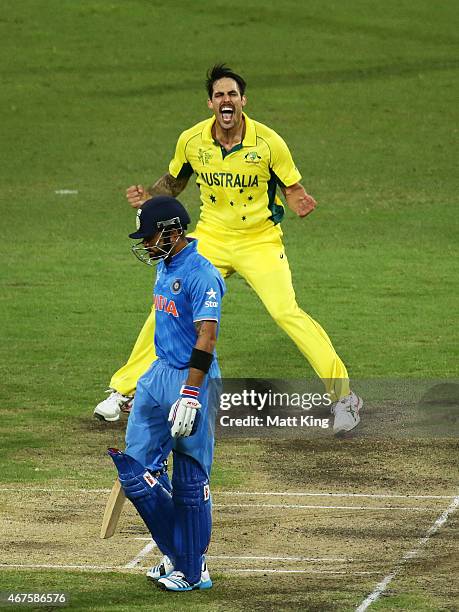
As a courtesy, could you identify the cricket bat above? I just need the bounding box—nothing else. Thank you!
[100,478,126,539]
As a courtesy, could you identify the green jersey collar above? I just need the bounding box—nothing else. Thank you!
[201,113,257,147]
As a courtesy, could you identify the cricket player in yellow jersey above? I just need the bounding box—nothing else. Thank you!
[94,64,362,435]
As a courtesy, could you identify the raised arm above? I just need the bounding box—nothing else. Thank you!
[126,172,191,209]
[281,182,317,218]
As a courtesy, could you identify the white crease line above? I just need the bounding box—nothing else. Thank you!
[229,569,379,575]
[0,488,439,512]
[208,555,352,562]
[213,503,437,511]
[0,563,121,571]
[130,543,353,563]
[218,491,454,500]
[124,541,157,568]
[55,189,78,195]
[0,563,375,576]
[0,490,439,511]
[355,494,459,612]
[0,488,113,493]
[0,489,453,500]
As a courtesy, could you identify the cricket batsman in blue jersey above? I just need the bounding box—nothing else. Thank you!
[109,195,225,592]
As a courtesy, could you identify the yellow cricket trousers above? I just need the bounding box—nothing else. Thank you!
[110,222,350,400]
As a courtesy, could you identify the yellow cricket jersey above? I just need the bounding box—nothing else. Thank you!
[168,113,302,231]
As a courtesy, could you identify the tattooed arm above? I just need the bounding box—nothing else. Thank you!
[126,173,190,209]
[147,173,190,198]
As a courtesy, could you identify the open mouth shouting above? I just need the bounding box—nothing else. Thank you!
[220,104,235,125]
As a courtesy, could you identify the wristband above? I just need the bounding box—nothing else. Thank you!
[180,385,200,399]
[189,348,213,373]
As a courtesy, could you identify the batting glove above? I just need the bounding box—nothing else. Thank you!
[168,385,201,438]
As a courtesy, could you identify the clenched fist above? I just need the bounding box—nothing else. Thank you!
[126,185,147,209]
[296,192,317,217]
[284,183,317,218]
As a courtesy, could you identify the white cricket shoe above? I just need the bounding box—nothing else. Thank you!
[153,558,212,591]
[93,389,133,422]
[331,391,363,435]
[146,555,174,580]
[199,560,212,589]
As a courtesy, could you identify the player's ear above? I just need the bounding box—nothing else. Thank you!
[241,95,247,107]
[207,98,213,109]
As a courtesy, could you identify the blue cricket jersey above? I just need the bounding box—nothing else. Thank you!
[153,239,225,369]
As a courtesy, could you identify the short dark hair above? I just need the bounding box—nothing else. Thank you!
[206,64,246,98]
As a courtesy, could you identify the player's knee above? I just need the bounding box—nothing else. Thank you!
[266,298,298,325]
[172,452,209,503]
[108,449,175,559]
[172,453,211,537]
[109,449,170,501]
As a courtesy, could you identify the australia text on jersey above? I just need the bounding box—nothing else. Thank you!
[199,172,259,188]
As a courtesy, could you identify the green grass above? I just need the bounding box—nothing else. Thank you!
[371,593,447,611]
[0,570,224,611]
[1,1,457,387]
[0,0,458,610]
[0,569,372,612]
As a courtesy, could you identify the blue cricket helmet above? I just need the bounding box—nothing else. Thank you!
[129,196,191,239]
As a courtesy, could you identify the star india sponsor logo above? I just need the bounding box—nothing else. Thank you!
[205,288,218,308]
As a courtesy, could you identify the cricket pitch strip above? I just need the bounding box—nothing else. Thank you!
[0,437,457,610]
[1,488,458,609]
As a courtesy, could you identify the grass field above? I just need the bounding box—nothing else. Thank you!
[0,1,458,610]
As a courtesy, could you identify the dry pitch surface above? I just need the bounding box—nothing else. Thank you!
[0,427,458,611]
